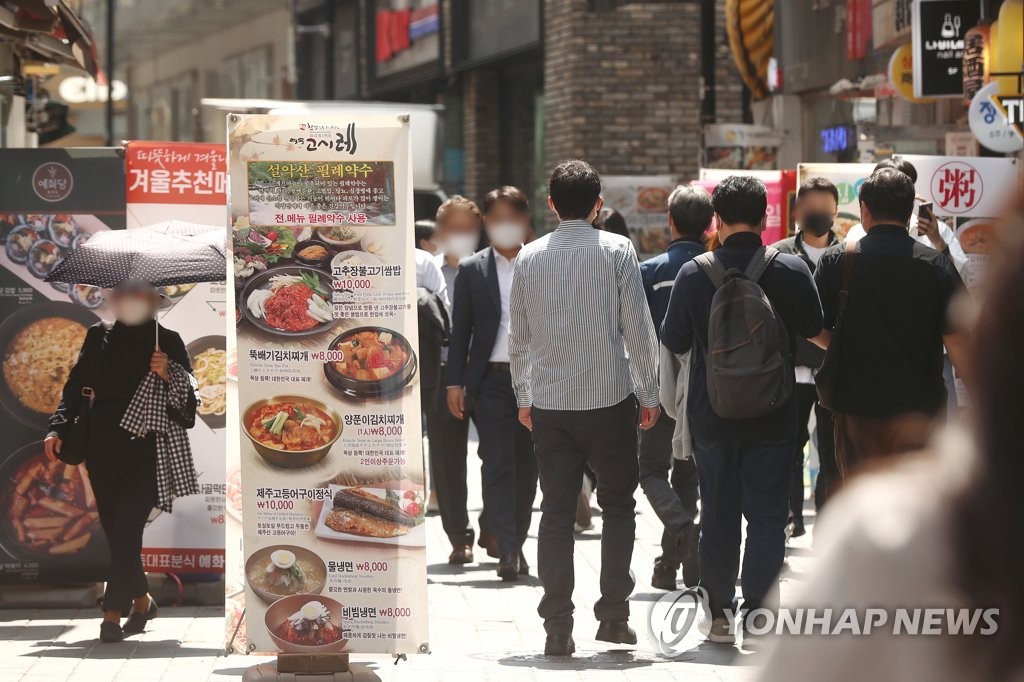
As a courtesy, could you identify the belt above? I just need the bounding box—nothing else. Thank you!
[488,362,511,372]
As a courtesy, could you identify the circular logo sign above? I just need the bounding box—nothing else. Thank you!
[31,162,74,203]
[968,81,1024,153]
[930,161,984,215]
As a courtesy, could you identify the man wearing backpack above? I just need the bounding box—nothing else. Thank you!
[661,176,826,645]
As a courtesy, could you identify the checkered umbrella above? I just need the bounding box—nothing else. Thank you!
[45,220,227,289]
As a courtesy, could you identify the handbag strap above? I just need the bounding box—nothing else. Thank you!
[832,240,858,337]
[82,323,111,398]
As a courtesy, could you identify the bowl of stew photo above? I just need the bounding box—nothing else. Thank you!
[241,395,342,468]
[323,327,417,400]
[293,241,332,269]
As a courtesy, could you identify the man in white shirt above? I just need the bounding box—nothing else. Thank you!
[446,186,537,583]
[415,247,448,306]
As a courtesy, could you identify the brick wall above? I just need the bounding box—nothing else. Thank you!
[543,0,746,185]
[462,69,502,202]
[715,0,748,124]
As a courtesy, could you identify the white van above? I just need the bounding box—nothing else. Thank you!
[198,98,447,222]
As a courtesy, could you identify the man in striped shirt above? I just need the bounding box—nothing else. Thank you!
[509,159,661,656]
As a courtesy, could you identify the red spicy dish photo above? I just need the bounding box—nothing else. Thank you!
[241,266,335,337]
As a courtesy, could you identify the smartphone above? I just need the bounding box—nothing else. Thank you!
[918,202,934,222]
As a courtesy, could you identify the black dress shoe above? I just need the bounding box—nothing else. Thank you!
[478,532,500,559]
[544,634,575,656]
[99,620,124,643]
[596,620,637,645]
[122,597,158,635]
[651,558,679,591]
[497,552,519,581]
[518,551,530,576]
[448,544,474,565]
[790,518,806,538]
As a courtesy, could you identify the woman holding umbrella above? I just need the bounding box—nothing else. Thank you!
[43,280,199,643]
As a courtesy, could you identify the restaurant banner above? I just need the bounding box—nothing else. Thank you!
[228,114,428,655]
[0,148,125,584]
[601,175,677,259]
[125,141,229,574]
[695,169,793,245]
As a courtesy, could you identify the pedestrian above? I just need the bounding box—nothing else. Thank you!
[814,168,972,479]
[758,198,1023,682]
[509,159,661,656]
[415,218,439,256]
[428,196,485,564]
[592,206,630,240]
[661,175,826,645]
[638,184,712,591]
[44,280,199,643]
[446,186,538,581]
[771,177,841,526]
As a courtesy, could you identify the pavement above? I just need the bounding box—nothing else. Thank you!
[0,430,819,681]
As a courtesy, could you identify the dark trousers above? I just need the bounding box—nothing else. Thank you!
[793,385,839,515]
[474,369,537,556]
[834,412,934,480]
[426,380,474,546]
[638,412,698,566]
[693,431,792,618]
[812,402,837,511]
[532,396,639,636]
[88,447,156,614]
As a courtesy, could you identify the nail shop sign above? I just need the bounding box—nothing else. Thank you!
[912,0,983,98]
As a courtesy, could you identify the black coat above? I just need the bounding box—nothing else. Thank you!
[445,248,502,402]
[772,232,837,370]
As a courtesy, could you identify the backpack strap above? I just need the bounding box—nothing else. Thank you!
[743,246,779,283]
[694,252,728,290]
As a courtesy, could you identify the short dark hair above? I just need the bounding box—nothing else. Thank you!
[483,185,530,215]
[874,157,918,184]
[414,219,435,245]
[712,175,768,226]
[593,207,629,238]
[549,159,602,220]
[797,177,840,205]
[859,168,916,225]
[668,185,714,239]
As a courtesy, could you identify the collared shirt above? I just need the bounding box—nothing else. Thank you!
[415,249,449,308]
[816,225,964,418]
[845,209,968,277]
[662,231,823,440]
[489,250,514,363]
[509,220,660,410]
[639,237,706,337]
[433,252,462,362]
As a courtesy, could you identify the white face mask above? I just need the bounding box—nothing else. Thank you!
[115,298,154,326]
[442,234,478,260]
[487,223,525,250]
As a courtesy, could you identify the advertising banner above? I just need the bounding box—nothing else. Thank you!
[125,141,229,573]
[703,125,782,171]
[696,169,792,245]
[912,0,983,99]
[601,175,676,259]
[229,114,428,655]
[0,148,125,584]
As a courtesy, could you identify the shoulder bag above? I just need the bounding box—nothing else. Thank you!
[58,325,107,465]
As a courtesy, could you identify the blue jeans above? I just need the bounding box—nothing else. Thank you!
[693,431,792,618]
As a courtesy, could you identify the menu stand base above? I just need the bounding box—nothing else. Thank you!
[242,655,381,682]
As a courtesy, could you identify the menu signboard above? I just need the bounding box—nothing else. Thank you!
[228,114,428,655]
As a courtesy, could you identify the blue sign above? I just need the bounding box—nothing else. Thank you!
[820,126,853,155]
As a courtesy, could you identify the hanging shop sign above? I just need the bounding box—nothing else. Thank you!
[125,141,229,574]
[968,81,1024,153]
[961,20,991,105]
[912,0,983,99]
[873,0,914,49]
[889,43,936,103]
[0,149,126,584]
[228,113,428,656]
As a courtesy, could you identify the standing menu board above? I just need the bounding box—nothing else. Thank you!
[228,114,428,655]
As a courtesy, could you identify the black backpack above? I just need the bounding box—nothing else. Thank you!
[694,246,794,419]
[416,287,450,394]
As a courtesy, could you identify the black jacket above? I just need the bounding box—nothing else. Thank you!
[772,231,837,370]
[445,247,502,401]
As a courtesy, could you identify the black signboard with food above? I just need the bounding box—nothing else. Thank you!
[0,148,126,583]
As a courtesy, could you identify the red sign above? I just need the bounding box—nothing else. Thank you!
[847,0,873,60]
[376,9,411,63]
[125,141,227,205]
[930,161,984,214]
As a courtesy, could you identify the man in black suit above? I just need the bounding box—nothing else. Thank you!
[447,186,538,582]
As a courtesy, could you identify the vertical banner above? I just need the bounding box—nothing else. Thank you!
[125,141,229,573]
[0,149,125,584]
[228,114,428,655]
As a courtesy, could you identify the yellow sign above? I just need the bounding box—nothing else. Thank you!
[888,43,936,104]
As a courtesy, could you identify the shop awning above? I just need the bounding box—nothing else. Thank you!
[725,0,774,101]
[0,0,98,76]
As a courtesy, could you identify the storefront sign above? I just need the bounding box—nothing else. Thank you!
[703,125,782,171]
[889,43,936,103]
[848,0,874,60]
[968,82,1024,153]
[912,0,983,98]
[961,21,990,104]
[873,0,913,49]
[0,149,126,584]
[820,126,856,155]
[125,141,229,574]
[229,114,427,655]
[695,169,793,246]
[374,0,440,79]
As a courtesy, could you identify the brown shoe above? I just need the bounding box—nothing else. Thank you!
[448,544,474,565]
